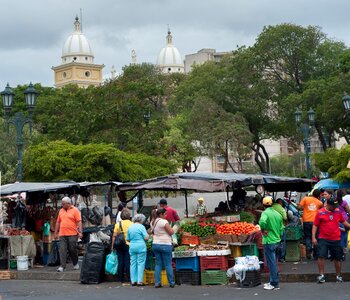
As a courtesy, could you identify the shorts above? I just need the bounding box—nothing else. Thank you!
[317,238,343,261]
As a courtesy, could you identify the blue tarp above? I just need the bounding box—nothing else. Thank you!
[313,178,350,190]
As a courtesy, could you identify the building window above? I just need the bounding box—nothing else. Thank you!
[168,68,171,72]
[85,71,91,77]
[85,57,88,61]
[62,72,67,79]
[73,57,77,61]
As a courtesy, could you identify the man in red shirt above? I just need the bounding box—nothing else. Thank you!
[312,198,350,283]
[159,199,180,224]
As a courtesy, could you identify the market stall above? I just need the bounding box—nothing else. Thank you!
[119,172,313,286]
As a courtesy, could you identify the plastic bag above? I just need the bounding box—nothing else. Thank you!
[80,242,105,284]
[47,240,60,266]
[105,251,118,275]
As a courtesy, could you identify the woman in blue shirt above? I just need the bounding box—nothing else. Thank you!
[126,214,149,286]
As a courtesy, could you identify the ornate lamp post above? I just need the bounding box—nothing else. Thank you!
[1,83,38,181]
[294,107,315,178]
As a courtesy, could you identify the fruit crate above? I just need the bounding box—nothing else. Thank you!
[285,240,301,262]
[144,270,171,286]
[201,270,228,285]
[175,256,200,272]
[236,270,261,288]
[285,226,302,241]
[199,255,228,271]
[175,270,201,285]
[241,244,259,257]
[181,235,200,245]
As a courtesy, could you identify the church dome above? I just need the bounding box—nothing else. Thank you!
[156,29,184,73]
[61,17,94,64]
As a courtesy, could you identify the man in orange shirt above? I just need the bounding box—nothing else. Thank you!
[54,196,82,272]
[298,189,323,259]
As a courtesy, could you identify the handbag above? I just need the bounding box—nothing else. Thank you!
[113,221,126,250]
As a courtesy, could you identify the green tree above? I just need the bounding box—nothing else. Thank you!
[23,140,177,182]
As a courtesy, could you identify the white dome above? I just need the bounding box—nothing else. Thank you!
[157,30,184,73]
[61,17,94,64]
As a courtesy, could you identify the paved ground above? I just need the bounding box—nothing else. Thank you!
[1,280,350,300]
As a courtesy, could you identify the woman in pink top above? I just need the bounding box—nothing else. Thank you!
[151,208,175,288]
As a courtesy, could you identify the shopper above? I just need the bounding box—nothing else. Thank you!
[336,190,350,253]
[54,196,82,272]
[152,208,175,288]
[126,214,149,286]
[298,189,323,259]
[312,197,350,283]
[115,202,126,222]
[259,196,284,290]
[112,209,133,283]
[272,198,287,262]
[158,199,180,224]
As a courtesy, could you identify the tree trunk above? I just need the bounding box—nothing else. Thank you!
[251,141,270,173]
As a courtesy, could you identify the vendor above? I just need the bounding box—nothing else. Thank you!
[195,197,208,219]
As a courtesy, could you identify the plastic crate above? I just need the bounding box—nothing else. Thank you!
[241,244,259,257]
[236,270,261,288]
[199,255,228,271]
[181,235,200,245]
[201,270,228,285]
[285,240,301,262]
[229,245,242,259]
[285,226,302,241]
[175,256,200,271]
[143,270,171,286]
[175,270,201,285]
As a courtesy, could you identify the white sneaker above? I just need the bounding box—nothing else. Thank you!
[264,283,280,290]
[57,267,64,272]
[73,264,80,270]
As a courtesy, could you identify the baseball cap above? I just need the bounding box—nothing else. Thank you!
[262,196,273,206]
[327,198,339,207]
[159,198,167,205]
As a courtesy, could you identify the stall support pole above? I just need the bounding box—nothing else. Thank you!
[185,190,188,218]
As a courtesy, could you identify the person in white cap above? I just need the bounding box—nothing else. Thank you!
[54,196,82,272]
[195,197,208,219]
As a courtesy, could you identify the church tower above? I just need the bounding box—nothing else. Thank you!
[52,17,104,88]
[156,27,184,73]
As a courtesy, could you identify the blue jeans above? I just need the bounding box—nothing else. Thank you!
[152,244,174,286]
[129,244,147,284]
[303,222,313,255]
[264,243,279,287]
[116,244,130,282]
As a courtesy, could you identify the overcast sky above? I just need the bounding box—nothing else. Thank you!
[1,0,350,89]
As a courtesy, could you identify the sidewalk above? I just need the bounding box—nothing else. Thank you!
[8,255,350,283]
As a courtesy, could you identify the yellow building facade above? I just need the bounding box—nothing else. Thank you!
[52,17,104,88]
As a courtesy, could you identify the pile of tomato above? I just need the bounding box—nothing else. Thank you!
[216,222,257,235]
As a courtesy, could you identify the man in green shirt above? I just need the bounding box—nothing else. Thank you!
[259,196,284,290]
[272,198,287,262]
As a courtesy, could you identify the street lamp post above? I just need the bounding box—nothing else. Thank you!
[294,107,315,179]
[1,83,38,182]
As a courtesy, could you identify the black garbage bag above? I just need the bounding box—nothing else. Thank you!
[80,242,105,284]
[47,240,60,266]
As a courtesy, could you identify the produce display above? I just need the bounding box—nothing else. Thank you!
[6,228,31,236]
[216,222,258,235]
[180,221,216,237]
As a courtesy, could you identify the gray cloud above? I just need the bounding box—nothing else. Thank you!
[0,0,350,88]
